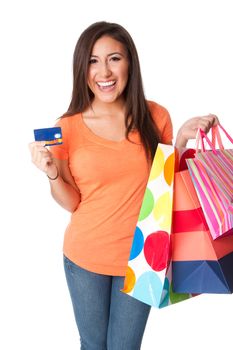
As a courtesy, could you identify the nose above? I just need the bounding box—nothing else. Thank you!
[100,61,112,77]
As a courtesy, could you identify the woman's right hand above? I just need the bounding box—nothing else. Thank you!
[29,141,81,212]
[28,141,57,179]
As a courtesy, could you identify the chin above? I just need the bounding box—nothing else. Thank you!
[96,94,123,105]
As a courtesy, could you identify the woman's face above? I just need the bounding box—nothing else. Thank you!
[87,35,129,105]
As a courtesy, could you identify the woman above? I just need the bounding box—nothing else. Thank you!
[29,21,218,350]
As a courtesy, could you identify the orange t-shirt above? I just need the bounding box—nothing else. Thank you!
[51,100,173,275]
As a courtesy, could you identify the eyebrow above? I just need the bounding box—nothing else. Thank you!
[90,52,125,58]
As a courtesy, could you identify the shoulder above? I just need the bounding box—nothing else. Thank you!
[54,113,82,146]
[56,113,81,127]
[50,113,82,159]
[147,100,170,119]
[55,113,82,134]
[146,100,173,144]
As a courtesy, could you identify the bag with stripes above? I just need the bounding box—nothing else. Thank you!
[186,125,233,240]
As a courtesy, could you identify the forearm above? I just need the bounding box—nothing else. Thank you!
[48,175,81,212]
[175,129,188,148]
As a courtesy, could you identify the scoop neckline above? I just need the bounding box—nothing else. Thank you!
[79,112,134,146]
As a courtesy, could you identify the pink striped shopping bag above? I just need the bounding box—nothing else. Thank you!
[186,125,233,240]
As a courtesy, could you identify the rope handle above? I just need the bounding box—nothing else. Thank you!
[196,123,232,154]
[211,124,233,149]
[195,128,217,154]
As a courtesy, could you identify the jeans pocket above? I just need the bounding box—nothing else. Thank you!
[63,255,82,276]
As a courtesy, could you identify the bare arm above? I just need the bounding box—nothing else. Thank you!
[29,141,80,212]
[175,113,219,148]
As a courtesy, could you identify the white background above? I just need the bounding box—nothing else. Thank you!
[0,0,232,349]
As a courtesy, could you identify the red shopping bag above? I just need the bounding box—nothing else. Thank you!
[172,149,233,294]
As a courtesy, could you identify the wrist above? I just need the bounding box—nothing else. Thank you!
[175,130,188,148]
[46,165,59,181]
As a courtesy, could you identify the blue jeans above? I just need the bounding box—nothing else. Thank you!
[64,256,151,350]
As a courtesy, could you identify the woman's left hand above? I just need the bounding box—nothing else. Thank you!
[175,113,219,148]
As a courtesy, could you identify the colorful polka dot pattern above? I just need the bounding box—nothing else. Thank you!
[123,144,191,308]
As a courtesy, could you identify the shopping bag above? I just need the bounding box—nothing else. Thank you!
[172,149,233,294]
[186,125,233,239]
[204,125,233,201]
[195,125,233,205]
[122,144,193,308]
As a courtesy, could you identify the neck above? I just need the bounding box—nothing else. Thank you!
[91,98,126,118]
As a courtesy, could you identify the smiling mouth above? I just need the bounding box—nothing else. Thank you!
[96,80,116,90]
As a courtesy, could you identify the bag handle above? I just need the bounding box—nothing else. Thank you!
[211,124,233,149]
[195,128,218,154]
[195,128,205,151]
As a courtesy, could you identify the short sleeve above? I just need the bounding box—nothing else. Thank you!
[147,100,173,145]
[49,117,69,160]
[160,112,173,144]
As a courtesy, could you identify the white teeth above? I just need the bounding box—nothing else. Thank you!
[97,81,115,87]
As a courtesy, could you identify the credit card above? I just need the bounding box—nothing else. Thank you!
[34,127,63,146]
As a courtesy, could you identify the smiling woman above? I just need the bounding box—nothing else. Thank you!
[87,36,129,105]
[83,36,131,142]
[65,21,163,160]
[28,21,219,350]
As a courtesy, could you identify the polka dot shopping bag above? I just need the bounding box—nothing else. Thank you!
[122,144,193,308]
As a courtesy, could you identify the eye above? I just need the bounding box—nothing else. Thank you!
[110,56,121,62]
[89,58,98,64]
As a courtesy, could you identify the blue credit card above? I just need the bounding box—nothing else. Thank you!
[34,127,63,146]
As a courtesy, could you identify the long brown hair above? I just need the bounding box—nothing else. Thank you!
[63,21,161,159]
